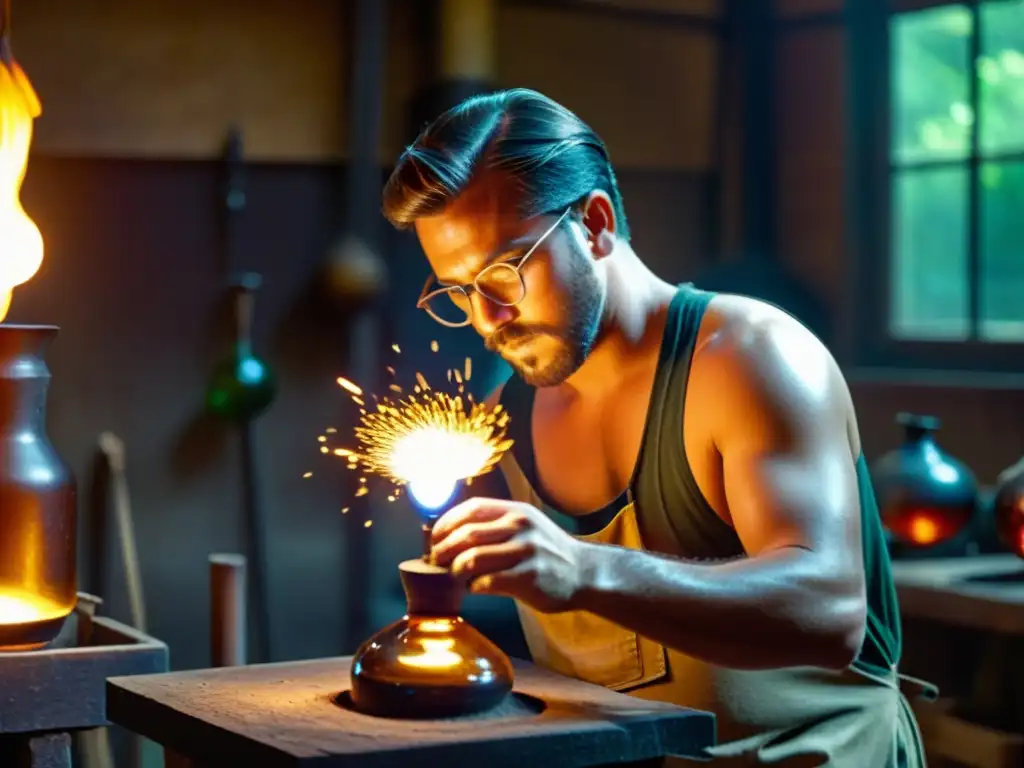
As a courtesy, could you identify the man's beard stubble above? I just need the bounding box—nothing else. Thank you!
[485,266,605,388]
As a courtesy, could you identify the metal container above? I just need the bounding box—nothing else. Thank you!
[0,324,77,650]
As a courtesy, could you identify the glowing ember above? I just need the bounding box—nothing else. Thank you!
[326,346,513,515]
[0,35,43,321]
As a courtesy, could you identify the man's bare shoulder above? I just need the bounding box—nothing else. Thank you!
[690,292,857,451]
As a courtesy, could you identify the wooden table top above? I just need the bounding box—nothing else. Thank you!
[106,656,715,768]
[892,553,1024,635]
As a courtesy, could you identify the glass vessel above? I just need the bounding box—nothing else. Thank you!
[0,325,77,651]
[350,557,514,718]
[205,274,276,423]
[872,412,977,548]
[992,457,1024,559]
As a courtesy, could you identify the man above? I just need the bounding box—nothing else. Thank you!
[382,89,931,766]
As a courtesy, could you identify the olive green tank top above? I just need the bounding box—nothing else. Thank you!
[498,283,902,682]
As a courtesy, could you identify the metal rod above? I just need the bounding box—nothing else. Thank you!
[240,421,272,662]
[422,523,434,562]
[221,128,245,282]
[341,0,388,655]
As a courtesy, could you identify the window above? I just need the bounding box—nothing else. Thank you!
[891,1,1024,343]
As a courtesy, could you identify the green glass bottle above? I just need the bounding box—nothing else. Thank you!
[206,273,277,422]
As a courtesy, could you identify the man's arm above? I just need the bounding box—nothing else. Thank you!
[573,313,867,671]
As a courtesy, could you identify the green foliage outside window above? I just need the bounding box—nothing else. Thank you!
[890,1,1024,341]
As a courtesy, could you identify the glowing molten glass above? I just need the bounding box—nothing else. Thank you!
[0,589,65,625]
[397,637,462,670]
[0,50,43,322]
[993,465,1024,560]
[884,506,970,548]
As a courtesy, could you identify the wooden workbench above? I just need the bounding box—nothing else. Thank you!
[892,553,1024,768]
[0,611,168,768]
[892,553,1024,635]
[106,656,716,767]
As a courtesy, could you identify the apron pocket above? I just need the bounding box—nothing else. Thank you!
[521,606,669,691]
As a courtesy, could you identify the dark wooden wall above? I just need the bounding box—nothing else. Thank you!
[8,0,722,671]
[10,0,1021,680]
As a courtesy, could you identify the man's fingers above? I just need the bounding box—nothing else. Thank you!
[451,540,533,579]
[469,561,531,597]
[431,518,520,566]
[430,497,509,543]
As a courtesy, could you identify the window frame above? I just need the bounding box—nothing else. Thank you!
[846,0,1024,374]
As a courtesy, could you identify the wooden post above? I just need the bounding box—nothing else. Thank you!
[339,0,388,655]
[410,0,496,137]
[209,554,247,667]
[20,733,71,768]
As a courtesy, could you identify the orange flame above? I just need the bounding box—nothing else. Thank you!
[0,48,42,321]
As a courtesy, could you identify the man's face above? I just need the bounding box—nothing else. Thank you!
[414,179,606,387]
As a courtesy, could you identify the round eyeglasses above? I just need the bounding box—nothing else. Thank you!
[416,208,572,328]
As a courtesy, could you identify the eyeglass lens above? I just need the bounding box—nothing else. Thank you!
[422,262,525,326]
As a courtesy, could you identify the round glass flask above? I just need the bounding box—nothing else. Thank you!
[350,558,514,718]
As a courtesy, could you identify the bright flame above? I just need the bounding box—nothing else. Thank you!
[395,426,497,509]
[0,588,65,625]
[0,49,43,322]
[331,365,513,516]
[408,474,457,511]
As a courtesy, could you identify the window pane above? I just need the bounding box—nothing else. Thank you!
[980,161,1024,340]
[979,0,1024,156]
[891,167,969,339]
[891,5,973,164]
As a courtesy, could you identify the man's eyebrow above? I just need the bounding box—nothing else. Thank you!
[434,237,531,286]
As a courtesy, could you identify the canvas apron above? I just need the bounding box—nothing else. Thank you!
[503,462,932,766]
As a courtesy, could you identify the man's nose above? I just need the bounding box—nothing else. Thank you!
[471,291,517,337]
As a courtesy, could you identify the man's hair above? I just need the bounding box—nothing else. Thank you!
[382,88,630,241]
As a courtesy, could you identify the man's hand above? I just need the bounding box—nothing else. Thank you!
[430,497,587,613]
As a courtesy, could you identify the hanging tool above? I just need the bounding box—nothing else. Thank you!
[205,128,276,663]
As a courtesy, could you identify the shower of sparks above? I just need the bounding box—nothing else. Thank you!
[320,340,513,513]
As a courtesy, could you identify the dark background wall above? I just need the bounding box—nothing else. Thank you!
[6,0,1022,680]
[7,0,721,671]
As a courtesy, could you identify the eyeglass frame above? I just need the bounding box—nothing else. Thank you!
[415,206,574,328]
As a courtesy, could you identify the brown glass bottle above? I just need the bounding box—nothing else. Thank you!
[993,457,1024,559]
[350,558,514,718]
[0,326,77,651]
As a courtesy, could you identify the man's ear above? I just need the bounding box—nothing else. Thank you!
[580,191,616,258]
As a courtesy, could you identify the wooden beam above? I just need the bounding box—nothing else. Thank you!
[730,0,777,258]
[505,0,724,31]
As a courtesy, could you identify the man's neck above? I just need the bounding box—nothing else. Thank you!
[559,249,676,399]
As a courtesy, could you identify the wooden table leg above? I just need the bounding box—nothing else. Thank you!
[164,747,197,768]
[22,733,72,768]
